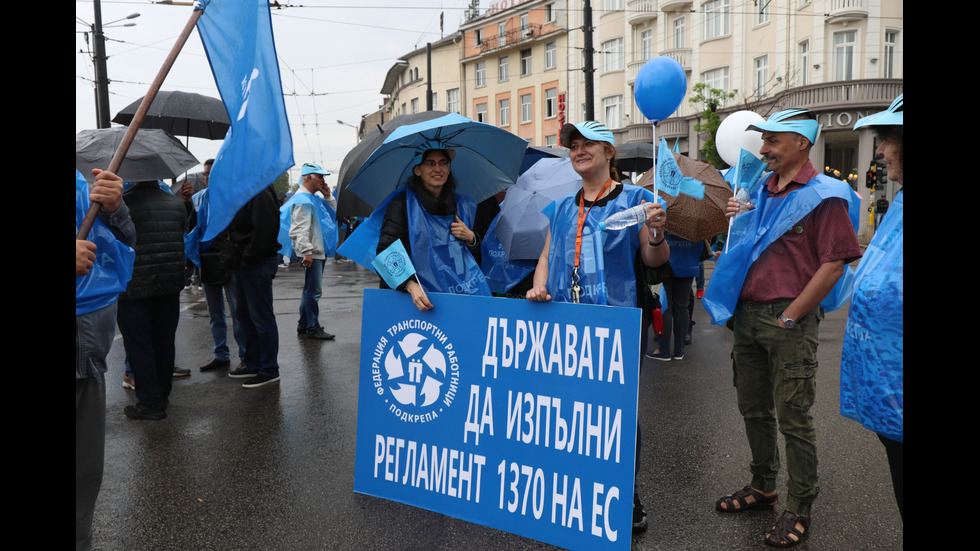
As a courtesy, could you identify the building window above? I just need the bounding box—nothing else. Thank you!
[701,67,730,106]
[545,41,557,70]
[884,31,898,78]
[410,98,419,114]
[756,2,770,26]
[545,134,558,148]
[602,95,624,128]
[521,93,533,123]
[702,0,730,41]
[476,102,488,123]
[476,61,486,87]
[640,29,653,59]
[521,49,532,76]
[520,13,529,32]
[602,37,624,72]
[798,40,809,86]
[834,30,856,81]
[498,22,507,46]
[499,98,510,126]
[447,88,460,114]
[401,103,406,115]
[753,55,769,99]
[544,3,555,23]
[544,88,558,118]
[498,56,509,82]
[475,29,483,46]
[603,0,623,11]
[673,18,685,49]
[431,91,438,110]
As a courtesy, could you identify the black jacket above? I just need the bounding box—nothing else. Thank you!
[226,185,282,264]
[120,182,187,301]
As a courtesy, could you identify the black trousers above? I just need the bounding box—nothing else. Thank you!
[117,294,179,408]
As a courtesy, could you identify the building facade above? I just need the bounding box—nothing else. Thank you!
[364,0,902,239]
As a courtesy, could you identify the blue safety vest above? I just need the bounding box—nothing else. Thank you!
[277,190,338,259]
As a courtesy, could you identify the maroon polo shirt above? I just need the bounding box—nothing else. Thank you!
[739,160,862,303]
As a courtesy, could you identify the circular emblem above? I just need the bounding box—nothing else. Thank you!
[384,251,407,278]
[373,322,459,424]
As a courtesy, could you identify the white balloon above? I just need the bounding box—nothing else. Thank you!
[716,111,765,167]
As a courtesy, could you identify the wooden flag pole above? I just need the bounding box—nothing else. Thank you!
[76,8,204,240]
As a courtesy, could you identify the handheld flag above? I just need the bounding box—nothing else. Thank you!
[656,138,705,199]
[196,0,294,242]
[372,239,417,291]
[732,148,767,192]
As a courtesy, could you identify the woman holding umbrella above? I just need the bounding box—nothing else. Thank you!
[525,121,671,533]
[377,142,490,311]
[840,94,903,520]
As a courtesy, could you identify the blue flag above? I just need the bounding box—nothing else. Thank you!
[196,0,294,242]
[372,239,417,290]
[731,148,767,193]
[656,138,704,199]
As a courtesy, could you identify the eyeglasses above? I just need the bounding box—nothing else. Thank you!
[421,159,450,168]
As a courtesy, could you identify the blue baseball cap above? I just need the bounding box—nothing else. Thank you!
[853,94,903,130]
[747,108,820,145]
[301,163,332,176]
[560,121,615,148]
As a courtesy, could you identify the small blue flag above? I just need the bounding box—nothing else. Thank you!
[732,148,767,193]
[372,239,417,290]
[196,0,294,242]
[656,138,705,199]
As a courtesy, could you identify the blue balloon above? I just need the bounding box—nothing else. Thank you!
[634,56,687,123]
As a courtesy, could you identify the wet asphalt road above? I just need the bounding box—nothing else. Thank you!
[93,259,903,550]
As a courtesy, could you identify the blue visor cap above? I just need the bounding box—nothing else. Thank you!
[411,141,457,168]
[853,94,903,130]
[560,121,615,148]
[747,108,820,145]
[301,163,332,176]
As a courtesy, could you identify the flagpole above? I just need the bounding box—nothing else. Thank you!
[76,8,205,240]
[650,121,658,238]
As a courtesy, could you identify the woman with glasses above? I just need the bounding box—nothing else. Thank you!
[377,144,490,311]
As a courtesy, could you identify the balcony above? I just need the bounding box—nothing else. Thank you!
[662,47,692,72]
[659,0,691,11]
[626,0,658,25]
[826,0,868,24]
[738,79,903,114]
[627,59,645,84]
[479,24,543,54]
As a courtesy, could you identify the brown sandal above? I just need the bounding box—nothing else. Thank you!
[715,485,778,512]
[764,510,811,547]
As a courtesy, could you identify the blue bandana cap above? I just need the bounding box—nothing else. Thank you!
[560,121,615,148]
[747,108,820,145]
[853,94,903,130]
[301,163,332,176]
[411,140,456,167]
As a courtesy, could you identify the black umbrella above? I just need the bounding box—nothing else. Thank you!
[112,90,230,141]
[76,127,200,184]
[615,141,655,173]
[335,110,449,219]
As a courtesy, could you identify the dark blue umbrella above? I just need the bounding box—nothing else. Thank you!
[520,145,568,175]
[346,113,528,208]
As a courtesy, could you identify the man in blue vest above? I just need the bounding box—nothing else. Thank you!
[711,109,861,547]
[289,163,336,340]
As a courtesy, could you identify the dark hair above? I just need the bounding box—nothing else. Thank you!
[407,149,457,200]
[204,158,215,167]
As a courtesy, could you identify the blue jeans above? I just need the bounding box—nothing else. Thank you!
[298,258,325,332]
[234,256,280,377]
[204,272,246,362]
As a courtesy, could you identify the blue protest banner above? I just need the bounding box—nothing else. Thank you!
[354,289,641,551]
[655,138,704,199]
[195,0,294,242]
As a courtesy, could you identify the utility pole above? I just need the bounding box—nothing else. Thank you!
[583,0,595,120]
[92,0,111,128]
[426,43,433,111]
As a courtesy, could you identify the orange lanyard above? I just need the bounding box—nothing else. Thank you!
[574,178,612,270]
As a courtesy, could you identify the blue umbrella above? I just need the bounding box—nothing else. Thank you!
[345,113,529,208]
[520,145,568,175]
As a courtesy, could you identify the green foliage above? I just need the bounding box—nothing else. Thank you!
[272,171,290,194]
[689,82,735,169]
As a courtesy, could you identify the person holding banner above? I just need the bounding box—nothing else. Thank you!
[286,163,337,340]
[525,121,670,534]
[840,95,903,520]
[77,168,135,551]
[376,145,488,310]
[712,109,861,548]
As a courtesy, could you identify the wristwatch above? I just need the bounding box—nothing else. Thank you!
[778,314,796,329]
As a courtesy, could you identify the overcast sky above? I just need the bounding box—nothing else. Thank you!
[76,0,479,186]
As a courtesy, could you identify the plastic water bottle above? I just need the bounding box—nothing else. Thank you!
[599,204,647,231]
[735,187,753,214]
